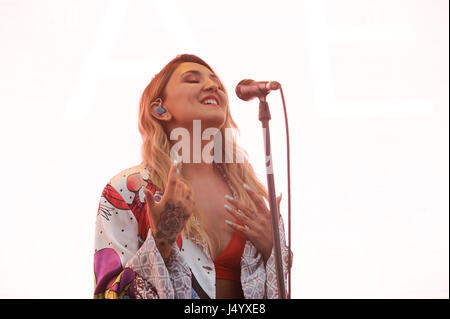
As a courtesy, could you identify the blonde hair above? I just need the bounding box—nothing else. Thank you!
[138,54,268,251]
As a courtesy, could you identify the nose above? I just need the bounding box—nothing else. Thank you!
[203,78,218,92]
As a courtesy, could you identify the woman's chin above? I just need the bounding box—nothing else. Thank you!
[194,112,226,129]
[202,118,226,130]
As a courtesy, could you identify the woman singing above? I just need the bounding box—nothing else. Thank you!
[93,54,291,299]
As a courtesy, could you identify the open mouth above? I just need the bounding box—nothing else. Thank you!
[200,96,220,107]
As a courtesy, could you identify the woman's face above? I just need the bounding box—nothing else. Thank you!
[160,62,229,132]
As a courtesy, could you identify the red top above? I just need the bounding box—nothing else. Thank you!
[176,227,247,282]
[213,228,247,282]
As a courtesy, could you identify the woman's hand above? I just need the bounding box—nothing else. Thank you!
[224,184,282,265]
[143,161,194,261]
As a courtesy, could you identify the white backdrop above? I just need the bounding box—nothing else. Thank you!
[0,0,448,298]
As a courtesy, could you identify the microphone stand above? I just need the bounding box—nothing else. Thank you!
[258,95,286,299]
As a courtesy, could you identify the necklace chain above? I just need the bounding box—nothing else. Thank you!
[215,163,237,198]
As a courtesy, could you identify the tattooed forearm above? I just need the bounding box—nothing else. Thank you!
[154,202,188,259]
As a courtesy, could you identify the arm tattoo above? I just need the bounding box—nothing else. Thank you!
[154,203,188,250]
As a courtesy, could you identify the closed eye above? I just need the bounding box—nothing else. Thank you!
[184,79,225,91]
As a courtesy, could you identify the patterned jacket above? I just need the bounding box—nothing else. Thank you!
[93,163,291,299]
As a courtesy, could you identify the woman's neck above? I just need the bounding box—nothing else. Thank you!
[169,130,224,180]
[181,162,217,181]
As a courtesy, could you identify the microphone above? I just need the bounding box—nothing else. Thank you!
[235,79,280,101]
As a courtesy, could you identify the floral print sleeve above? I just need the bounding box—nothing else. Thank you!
[93,165,192,299]
[93,179,153,298]
[240,215,292,299]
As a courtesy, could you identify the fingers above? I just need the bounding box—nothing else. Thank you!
[277,192,282,206]
[165,162,178,195]
[224,195,256,221]
[241,184,282,219]
[276,192,282,218]
[175,180,184,199]
[165,160,185,197]
[184,185,193,202]
[162,160,194,215]
[143,187,155,208]
[243,184,270,216]
[224,202,254,227]
[225,220,251,237]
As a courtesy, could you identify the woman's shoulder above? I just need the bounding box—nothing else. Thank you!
[105,163,161,205]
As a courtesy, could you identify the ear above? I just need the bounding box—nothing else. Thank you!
[149,101,172,122]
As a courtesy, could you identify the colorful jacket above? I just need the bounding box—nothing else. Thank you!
[93,163,291,299]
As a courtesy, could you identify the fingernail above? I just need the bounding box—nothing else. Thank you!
[225,194,233,201]
[173,159,178,167]
[225,220,233,225]
[176,168,180,175]
[243,183,251,191]
[224,204,232,211]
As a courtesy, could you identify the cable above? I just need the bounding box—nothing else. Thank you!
[279,85,292,298]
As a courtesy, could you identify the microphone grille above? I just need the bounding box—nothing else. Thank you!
[238,79,253,86]
[269,81,281,90]
[235,79,254,101]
